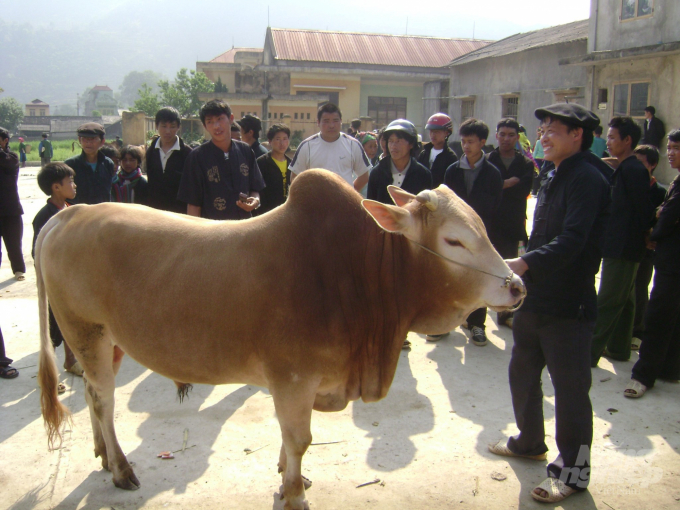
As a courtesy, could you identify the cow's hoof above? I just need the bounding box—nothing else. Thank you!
[283,499,309,510]
[113,472,141,490]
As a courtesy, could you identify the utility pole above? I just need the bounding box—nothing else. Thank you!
[406,16,408,35]
[77,93,80,116]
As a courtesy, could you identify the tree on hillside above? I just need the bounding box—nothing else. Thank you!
[158,68,214,118]
[0,97,24,132]
[131,84,161,117]
[119,70,164,107]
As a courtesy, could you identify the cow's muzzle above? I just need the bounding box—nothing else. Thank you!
[504,273,526,312]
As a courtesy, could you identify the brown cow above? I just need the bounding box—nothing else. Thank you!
[37,169,524,510]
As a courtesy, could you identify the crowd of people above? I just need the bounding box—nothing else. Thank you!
[0,96,678,504]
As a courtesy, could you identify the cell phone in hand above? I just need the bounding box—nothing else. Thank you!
[239,193,249,203]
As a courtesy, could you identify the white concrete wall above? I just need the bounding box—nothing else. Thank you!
[448,40,588,143]
[590,0,680,52]
[587,53,680,184]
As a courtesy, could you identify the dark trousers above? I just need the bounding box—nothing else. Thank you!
[0,325,12,367]
[632,269,680,388]
[590,258,638,363]
[633,250,655,338]
[0,215,26,274]
[508,310,593,490]
[467,307,486,329]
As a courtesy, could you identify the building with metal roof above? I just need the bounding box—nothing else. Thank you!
[445,20,589,146]
[197,27,492,139]
[559,0,680,184]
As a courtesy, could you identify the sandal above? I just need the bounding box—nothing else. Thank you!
[65,361,84,377]
[531,477,576,503]
[631,337,642,351]
[624,379,647,398]
[14,272,26,281]
[58,382,66,394]
[0,365,19,379]
[488,440,547,461]
[402,339,412,350]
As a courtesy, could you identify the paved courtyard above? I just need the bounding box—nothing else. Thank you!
[1,169,679,509]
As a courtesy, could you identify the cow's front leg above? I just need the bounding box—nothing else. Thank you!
[271,380,318,510]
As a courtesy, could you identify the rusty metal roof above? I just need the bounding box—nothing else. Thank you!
[449,20,588,66]
[270,28,491,68]
[210,47,263,64]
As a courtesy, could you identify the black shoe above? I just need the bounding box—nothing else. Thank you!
[470,326,487,346]
[425,332,449,342]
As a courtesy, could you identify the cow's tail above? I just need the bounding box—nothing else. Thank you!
[36,223,71,450]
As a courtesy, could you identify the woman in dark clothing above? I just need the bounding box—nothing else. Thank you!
[367,119,432,205]
[0,127,26,280]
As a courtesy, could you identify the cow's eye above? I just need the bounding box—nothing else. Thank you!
[445,238,464,248]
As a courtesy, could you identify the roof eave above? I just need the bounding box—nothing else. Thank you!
[560,40,680,66]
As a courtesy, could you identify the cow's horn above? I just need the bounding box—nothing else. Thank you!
[415,190,438,211]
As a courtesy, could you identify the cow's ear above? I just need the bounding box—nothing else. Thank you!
[362,199,412,233]
[387,186,416,208]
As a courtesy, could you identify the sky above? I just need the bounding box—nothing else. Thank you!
[2,0,591,59]
[0,0,592,107]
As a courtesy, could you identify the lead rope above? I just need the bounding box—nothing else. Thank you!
[409,240,526,311]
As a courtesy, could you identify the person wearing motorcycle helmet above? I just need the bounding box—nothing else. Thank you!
[418,113,458,187]
[367,119,431,206]
[367,119,433,349]
[366,120,432,208]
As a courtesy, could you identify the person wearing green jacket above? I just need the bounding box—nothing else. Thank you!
[38,133,53,166]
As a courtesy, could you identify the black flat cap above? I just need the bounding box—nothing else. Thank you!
[77,122,106,138]
[534,103,600,131]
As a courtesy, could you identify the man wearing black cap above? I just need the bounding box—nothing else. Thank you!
[488,104,611,503]
[65,123,114,205]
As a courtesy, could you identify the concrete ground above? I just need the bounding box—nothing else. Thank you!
[1,169,679,510]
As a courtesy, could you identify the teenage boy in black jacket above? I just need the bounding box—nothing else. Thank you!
[591,117,654,366]
[145,107,193,214]
[417,113,458,187]
[491,104,610,503]
[631,145,667,348]
[487,118,535,327]
[443,118,503,346]
[628,129,680,398]
[65,123,114,205]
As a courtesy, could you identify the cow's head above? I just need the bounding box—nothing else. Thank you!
[362,185,526,334]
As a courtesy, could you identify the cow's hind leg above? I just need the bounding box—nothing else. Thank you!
[75,328,139,490]
[84,345,126,472]
[271,380,318,510]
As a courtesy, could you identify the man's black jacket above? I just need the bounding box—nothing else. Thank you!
[642,116,666,148]
[255,152,291,215]
[443,155,503,231]
[144,136,193,213]
[417,142,458,188]
[521,151,611,320]
[0,146,23,216]
[486,148,534,243]
[602,155,654,262]
[367,157,432,205]
[65,151,114,205]
[651,174,680,273]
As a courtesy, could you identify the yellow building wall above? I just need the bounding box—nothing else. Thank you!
[289,73,361,120]
[26,106,50,116]
[200,67,237,93]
